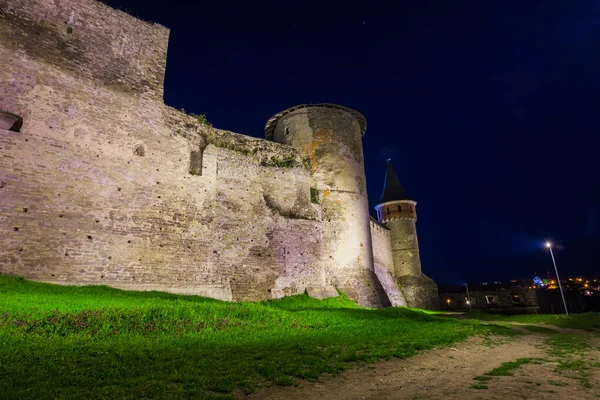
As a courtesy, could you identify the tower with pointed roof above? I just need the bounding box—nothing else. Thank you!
[374,161,439,309]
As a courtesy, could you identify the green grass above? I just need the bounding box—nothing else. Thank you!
[484,358,533,376]
[521,325,559,334]
[545,334,589,357]
[555,360,593,388]
[463,310,600,331]
[470,384,488,389]
[0,276,507,400]
[548,380,568,386]
[545,334,594,389]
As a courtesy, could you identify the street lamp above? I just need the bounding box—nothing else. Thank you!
[465,282,472,312]
[545,241,569,317]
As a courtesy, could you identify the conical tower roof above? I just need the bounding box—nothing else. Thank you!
[379,161,413,203]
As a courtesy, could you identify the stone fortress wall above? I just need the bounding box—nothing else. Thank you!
[369,218,407,306]
[0,0,437,308]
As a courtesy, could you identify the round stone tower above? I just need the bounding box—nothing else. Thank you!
[265,104,388,307]
[375,160,439,309]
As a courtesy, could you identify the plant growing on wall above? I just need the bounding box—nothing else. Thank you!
[310,188,320,204]
[261,155,296,168]
[203,135,252,156]
[192,113,212,127]
[302,157,312,169]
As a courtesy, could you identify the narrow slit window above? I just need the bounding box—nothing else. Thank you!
[189,148,203,176]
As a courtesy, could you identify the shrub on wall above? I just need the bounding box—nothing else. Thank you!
[261,155,296,168]
[310,188,320,204]
[191,113,212,127]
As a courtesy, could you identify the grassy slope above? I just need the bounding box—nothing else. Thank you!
[0,276,509,399]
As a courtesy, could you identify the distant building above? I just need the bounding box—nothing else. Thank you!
[440,281,589,314]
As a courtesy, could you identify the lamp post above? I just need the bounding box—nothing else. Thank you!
[545,242,569,317]
[465,282,472,312]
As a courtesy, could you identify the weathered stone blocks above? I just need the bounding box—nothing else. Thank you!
[397,274,440,310]
[370,218,408,307]
[305,285,339,300]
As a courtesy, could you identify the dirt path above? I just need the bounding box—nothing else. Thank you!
[247,331,600,400]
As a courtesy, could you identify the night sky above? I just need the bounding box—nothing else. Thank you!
[107,0,599,284]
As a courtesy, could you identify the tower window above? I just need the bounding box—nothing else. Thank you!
[398,205,402,213]
[0,111,23,132]
[386,207,389,214]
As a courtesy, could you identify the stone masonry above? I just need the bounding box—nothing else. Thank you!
[0,0,438,308]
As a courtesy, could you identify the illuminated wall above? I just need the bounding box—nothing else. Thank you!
[0,0,435,308]
[0,0,323,302]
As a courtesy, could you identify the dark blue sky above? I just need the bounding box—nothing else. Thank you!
[108,0,599,283]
